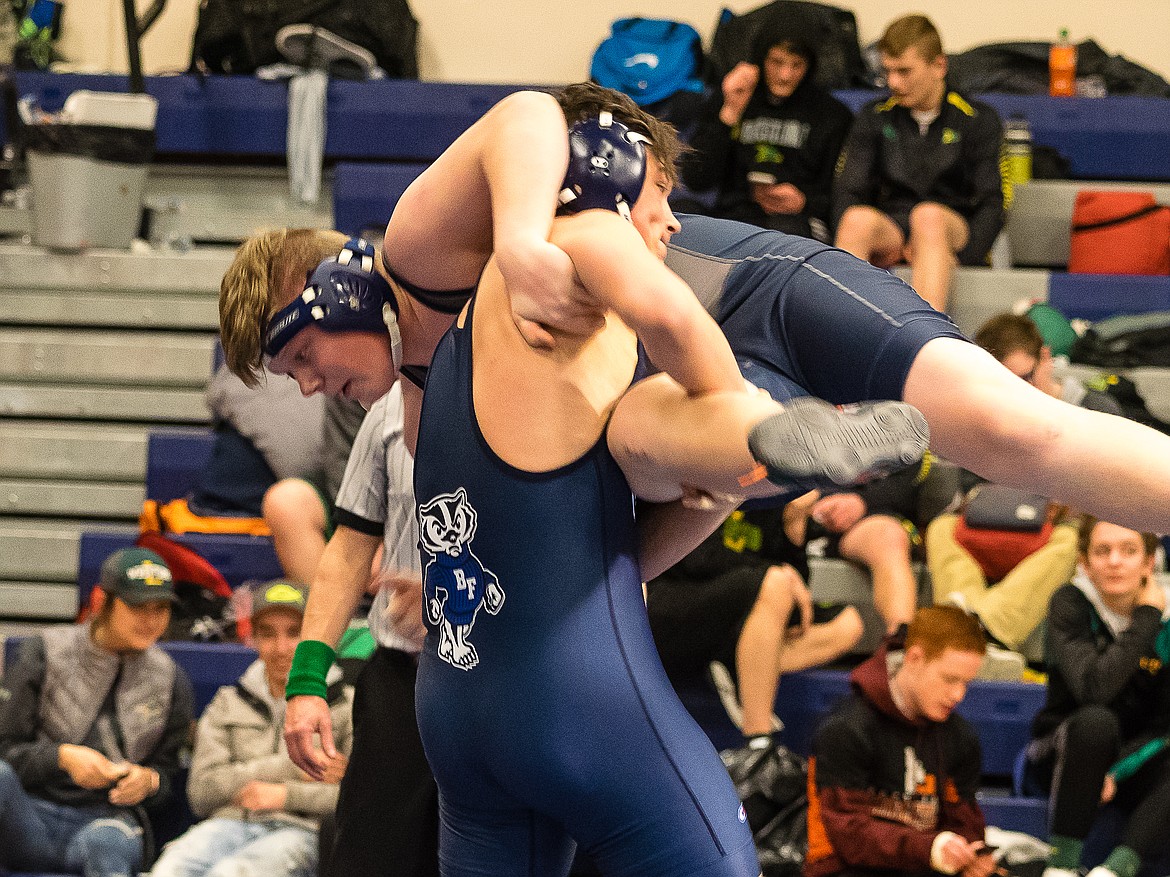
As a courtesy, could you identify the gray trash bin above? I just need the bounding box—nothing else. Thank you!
[24,90,157,251]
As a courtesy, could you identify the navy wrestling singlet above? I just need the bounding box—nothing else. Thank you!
[412,299,760,877]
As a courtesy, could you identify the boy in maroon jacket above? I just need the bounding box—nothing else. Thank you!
[806,606,994,877]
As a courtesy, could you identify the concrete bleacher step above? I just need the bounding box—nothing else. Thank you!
[940,267,1051,339]
[0,581,79,620]
[3,286,219,331]
[0,477,143,518]
[0,421,149,482]
[0,518,91,582]
[0,383,209,422]
[144,164,333,245]
[0,328,216,387]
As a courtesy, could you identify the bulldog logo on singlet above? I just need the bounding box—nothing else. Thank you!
[418,488,505,671]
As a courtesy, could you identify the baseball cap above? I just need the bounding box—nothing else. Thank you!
[99,548,177,606]
[250,580,308,620]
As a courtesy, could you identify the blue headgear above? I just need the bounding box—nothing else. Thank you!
[557,111,650,221]
[263,237,402,371]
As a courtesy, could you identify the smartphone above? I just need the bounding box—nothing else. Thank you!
[747,171,777,185]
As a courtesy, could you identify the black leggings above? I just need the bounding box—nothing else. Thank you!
[1037,705,1170,860]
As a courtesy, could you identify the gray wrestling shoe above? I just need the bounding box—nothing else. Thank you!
[746,397,929,490]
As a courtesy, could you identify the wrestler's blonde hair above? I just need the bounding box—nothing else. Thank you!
[219,228,348,386]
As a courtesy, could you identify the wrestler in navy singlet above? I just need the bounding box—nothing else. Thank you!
[665,214,968,405]
[412,299,759,877]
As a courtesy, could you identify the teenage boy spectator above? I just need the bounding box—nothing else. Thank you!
[647,506,863,744]
[0,548,193,877]
[806,605,993,877]
[150,580,352,877]
[683,21,852,241]
[833,15,1004,311]
[1026,518,1170,877]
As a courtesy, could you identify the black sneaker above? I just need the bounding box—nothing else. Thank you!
[746,397,929,490]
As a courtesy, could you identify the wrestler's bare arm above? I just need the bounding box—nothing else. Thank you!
[552,212,744,398]
[384,90,571,294]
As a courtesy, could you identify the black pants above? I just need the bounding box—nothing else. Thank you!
[1034,705,1170,860]
[326,647,439,877]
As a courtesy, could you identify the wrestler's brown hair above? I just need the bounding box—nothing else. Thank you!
[878,14,944,62]
[219,228,348,386]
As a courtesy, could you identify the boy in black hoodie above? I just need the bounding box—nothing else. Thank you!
[683,23,853,241]
[806,606,993,877]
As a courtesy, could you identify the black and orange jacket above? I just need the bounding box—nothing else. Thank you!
[805,644,985,877]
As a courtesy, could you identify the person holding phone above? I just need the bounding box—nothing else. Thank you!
[682,20,852,241]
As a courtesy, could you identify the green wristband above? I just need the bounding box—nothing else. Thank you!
[286,640,336,700]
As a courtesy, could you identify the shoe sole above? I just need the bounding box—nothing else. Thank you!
[747,397,929,489]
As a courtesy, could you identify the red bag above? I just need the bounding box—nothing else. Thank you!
[1069,190,1170,275]
[953,517,1054,582]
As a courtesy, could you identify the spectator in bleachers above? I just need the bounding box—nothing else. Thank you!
[832,14,1004,311]
[261,394,367,585]
[0,548,193,877]
[926,313,1097,667]
[806,605,992,877]
[787,454,952,637]
[151,580,352,877]
[646,506,863,745]
[973,313,1121,415]
[1026,517,1170,877]
[681,20,852,241]
[186,361,327,525]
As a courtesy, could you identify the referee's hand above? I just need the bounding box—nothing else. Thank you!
[284,694,338,782]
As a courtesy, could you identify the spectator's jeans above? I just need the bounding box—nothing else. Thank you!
[0,760,142,877]
[926,515,1078,649]
[151,817,317,877]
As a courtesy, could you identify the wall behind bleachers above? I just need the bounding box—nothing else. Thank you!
[53,0,1170,86]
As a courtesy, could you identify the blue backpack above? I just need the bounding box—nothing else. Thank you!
[590,17,704,106]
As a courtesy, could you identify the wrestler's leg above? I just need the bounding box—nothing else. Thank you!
[904,336,1170,532]
[608,370,928,504]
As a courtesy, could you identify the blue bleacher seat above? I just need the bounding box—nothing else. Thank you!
[676,669,1045,780]
[145,429,216,504]
[333,162,429,237]
[9,74,1170,180]
[1048,273,1170,323]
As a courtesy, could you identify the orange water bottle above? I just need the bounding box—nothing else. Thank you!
[1049,28,1077,97]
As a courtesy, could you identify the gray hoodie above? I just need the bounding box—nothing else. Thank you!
[187,660,352,831]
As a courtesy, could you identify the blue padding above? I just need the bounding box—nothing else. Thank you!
[78,530,282,605]
[674,668,1044,778]
[975,793,1049,837]
[11,74,1170,178]
[332,161,428,237]
[146,429,216,503]
[954,679,1047,777]
[11,73,528,160]
[160,640,257,714]
[1048,272,1170,322]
